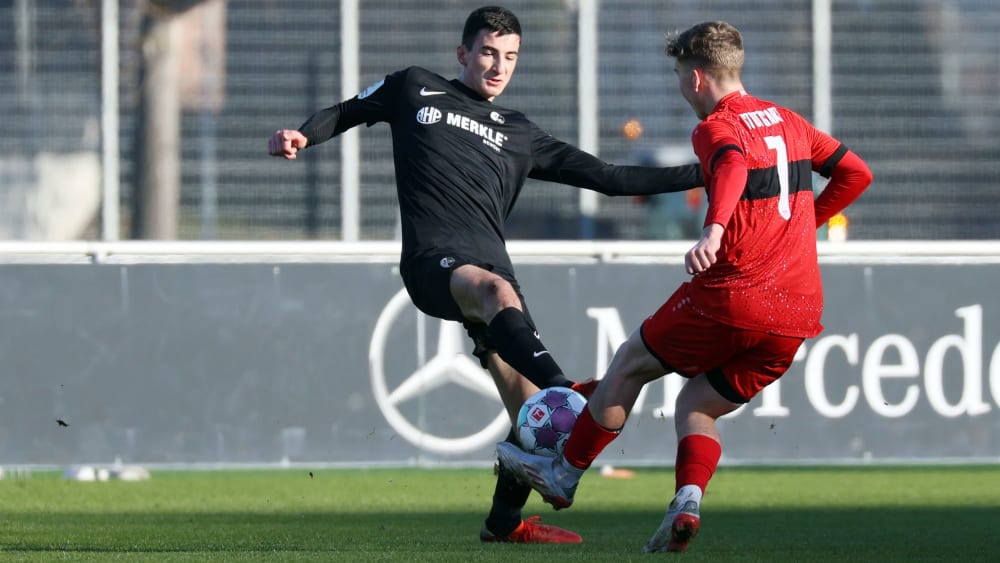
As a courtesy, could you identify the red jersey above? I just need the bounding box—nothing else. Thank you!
[685,90,868,338]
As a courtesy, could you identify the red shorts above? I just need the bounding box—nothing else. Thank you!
[640,284,804,403]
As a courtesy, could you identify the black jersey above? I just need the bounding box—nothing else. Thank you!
[298,66,702,270]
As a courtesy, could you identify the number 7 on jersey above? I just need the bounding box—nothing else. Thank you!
[764,135,791,220]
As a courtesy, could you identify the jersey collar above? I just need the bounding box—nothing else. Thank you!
[451,79,491,103]
[714,89,748,114]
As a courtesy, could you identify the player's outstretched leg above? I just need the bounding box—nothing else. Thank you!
[495,442,582,510]
[644,485,702,553]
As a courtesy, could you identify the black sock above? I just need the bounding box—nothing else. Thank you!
[488,307,573,389]
[485,429,531,535]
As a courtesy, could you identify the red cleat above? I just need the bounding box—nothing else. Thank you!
[570,378,599,399]
[666,511,700,552]
[480,515,583,544]
[644,492,701,553]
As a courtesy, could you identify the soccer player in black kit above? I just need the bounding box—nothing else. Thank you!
[269,6,702,544]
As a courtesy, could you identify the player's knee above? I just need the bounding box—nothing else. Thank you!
[483,276,511,296]
[482,277,519,309]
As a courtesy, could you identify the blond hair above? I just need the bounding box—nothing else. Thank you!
[666,21,744,76]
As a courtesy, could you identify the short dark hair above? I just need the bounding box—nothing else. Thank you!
[462,6,521,49]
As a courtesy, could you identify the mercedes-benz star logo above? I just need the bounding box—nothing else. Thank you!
[369,288,509,455]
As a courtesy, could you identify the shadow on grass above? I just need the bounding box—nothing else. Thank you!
[2,506,998,561]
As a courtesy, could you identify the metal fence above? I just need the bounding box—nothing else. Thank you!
[1,0,998,241]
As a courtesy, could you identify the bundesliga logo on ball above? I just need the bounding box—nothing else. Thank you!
[516,387,587,457]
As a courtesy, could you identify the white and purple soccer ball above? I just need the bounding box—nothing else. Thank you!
[516,387,587,458]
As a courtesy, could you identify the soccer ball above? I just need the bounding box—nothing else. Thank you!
[516,387,587,457]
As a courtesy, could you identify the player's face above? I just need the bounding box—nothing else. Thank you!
[458,29,520,101]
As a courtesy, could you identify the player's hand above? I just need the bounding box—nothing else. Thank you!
[268,130,308,159]
[685,223,724,275]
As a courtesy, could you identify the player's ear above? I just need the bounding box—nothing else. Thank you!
[692,67,707,93]
[457,45,467,66]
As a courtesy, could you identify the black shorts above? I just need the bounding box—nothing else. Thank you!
[399,251,539,366]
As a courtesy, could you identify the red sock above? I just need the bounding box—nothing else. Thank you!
[563,406,620,470]
[674,434,722,493]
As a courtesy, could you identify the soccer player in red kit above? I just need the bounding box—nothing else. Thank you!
[497,20,873,552]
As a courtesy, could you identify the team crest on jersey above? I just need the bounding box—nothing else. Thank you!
[439,256,456,269]
[416,107,443,125]
[489,111,505,124]
[357,79,385,100]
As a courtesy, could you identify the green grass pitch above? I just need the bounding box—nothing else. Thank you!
[2,465,999,561]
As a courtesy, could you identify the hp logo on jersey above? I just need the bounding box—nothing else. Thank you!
[416,107,442,125]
